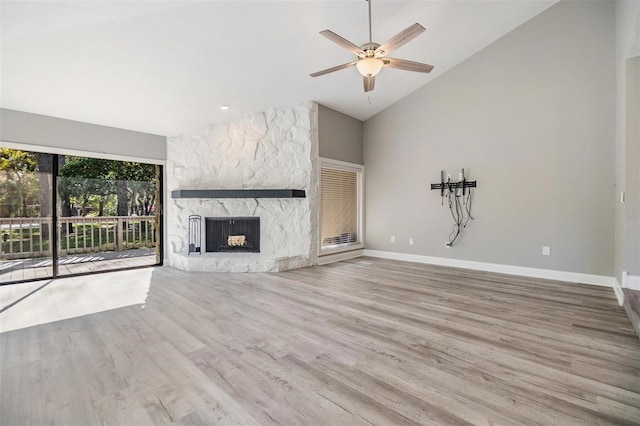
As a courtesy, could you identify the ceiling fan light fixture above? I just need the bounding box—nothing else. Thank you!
[356,57,384,77]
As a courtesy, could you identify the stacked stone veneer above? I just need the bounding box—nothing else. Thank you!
[166,102,319,272]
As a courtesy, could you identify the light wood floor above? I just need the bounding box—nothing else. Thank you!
[1,257,639,425]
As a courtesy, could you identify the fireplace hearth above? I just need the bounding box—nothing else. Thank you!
[205,217,260,253]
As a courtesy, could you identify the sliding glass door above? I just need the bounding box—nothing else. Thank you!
[56,156,161,276]
[0,149,54,283]
[0,148,162,284]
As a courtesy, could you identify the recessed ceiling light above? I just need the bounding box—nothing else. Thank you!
[220,104,230,111]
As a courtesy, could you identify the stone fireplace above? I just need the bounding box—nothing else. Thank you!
[166,102,319,272]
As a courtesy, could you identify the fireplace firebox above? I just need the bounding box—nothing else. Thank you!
[205,217,260,253]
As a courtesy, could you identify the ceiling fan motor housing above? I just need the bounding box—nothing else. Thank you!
[360,42,381,58]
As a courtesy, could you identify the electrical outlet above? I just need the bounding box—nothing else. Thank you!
[409,238,414,245]
[390,236,395,243]
[542,246,550,256]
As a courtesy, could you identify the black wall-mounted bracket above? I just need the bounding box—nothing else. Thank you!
[430,168,477,198]
[430,180,477,193]
[429,169,477,247]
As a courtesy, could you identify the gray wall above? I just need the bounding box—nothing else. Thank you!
[614,0,640,281]
[318,105,363,164]
[624,57,639,277]
[363,0,615,276]
[0,109,166,161]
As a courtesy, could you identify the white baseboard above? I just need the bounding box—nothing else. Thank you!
[625,274,640,291]
[318,249,364,265]
[613,278,624,305]
[363,250,616,288]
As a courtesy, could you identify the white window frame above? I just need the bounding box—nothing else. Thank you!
[318,157,364,257]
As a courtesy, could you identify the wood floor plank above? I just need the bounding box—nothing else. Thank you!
[1,257,639,425]
[0,361,48,425]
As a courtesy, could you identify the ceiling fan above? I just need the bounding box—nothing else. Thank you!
[310,0,434,92]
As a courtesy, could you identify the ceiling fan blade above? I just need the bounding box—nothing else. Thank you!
[364,76,375,92]
[310,61,357,77]
[320,30,366,57]
[383,58,434,73]
[375,23,426,57]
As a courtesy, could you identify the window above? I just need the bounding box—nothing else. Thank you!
[320,159,363,253]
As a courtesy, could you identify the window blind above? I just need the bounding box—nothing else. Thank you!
[321,167,359,248]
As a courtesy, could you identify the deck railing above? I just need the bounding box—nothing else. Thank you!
[0,216,157,259]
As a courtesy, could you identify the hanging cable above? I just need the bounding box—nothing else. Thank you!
[463,189,474,227]
[434,169,475,247]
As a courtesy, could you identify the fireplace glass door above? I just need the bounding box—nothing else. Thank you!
[205,217,260,253]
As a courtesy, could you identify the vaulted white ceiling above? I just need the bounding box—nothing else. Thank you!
[1,0,556,136]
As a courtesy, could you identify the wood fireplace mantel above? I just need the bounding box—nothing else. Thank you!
[171,189,306,199]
